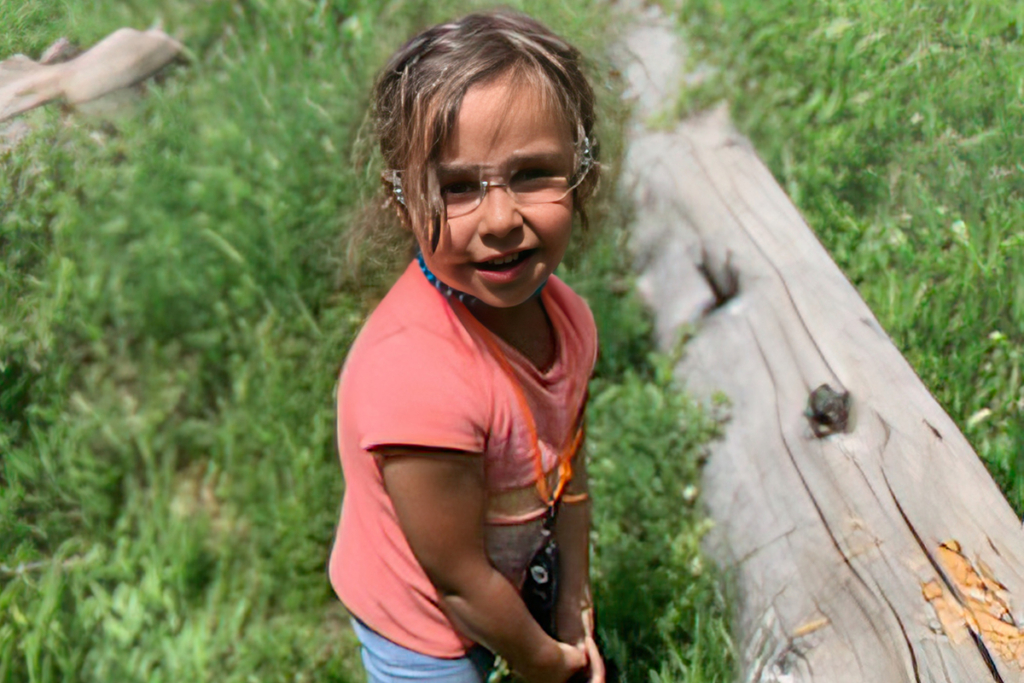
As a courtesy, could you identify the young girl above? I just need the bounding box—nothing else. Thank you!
[329,10,605,683]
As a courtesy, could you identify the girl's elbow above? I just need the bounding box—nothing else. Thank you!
[423,554,495,600]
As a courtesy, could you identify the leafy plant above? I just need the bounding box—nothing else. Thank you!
[586,359,733,681]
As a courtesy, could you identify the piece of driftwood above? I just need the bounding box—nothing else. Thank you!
[0,28,181,123]
[624,104,1024,682]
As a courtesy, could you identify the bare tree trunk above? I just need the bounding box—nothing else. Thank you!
[624,103,1024,682]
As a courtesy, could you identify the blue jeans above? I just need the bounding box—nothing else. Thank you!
[351,619,494,683]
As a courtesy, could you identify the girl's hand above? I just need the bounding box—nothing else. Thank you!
[504,640,585,683]
[579,635,605,683]
[556,606,604,683]
[544,642,588,683]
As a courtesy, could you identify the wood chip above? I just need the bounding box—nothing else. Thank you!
[793,617,830,638]
[922,540,1024,666]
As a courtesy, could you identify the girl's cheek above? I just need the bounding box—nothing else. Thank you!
[446,221,477,250]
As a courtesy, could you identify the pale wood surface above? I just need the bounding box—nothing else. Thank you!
[623,104,1024,682]
[0,28,181,122]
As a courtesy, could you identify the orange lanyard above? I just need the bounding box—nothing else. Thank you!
[455,300,584,506]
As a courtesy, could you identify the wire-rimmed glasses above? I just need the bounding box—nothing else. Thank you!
[385,137,594,219]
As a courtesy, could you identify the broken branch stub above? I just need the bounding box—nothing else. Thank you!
[626,106,1024,682]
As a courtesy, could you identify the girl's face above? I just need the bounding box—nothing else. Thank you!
[416,76,575,310]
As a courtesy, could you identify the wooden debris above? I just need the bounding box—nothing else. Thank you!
[0,28,182,123]
[923,540,1024,667]
[621,37,1024,683]
[625,103,1024,682]
[792,617,830,638]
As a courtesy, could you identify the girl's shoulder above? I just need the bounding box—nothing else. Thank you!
[544,275,596,334]
[342,261,489,382]
[338,262,493,453]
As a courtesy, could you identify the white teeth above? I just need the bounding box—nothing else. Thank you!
[487,252,521,265]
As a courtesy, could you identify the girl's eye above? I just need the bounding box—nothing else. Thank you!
[513,168,557,182]
[510,168,566,194]
[442,181,480,197]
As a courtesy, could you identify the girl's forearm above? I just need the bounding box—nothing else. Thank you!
[439,567,574,682]
[556,446,594,644]
[382,454,584,681]
[554,496,593,644]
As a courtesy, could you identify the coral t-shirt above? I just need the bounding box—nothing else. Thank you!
[328,260,597,658]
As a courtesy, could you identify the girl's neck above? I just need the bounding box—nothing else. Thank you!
[416,252,556,370]
[471,296,556,371]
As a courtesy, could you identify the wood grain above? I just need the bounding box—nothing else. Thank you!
[625,105,1024,682]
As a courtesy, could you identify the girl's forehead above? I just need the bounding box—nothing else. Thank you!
[440,77,573,165]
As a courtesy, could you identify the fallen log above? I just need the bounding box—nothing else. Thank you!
[623,103,1024,682]
[0,28,181,123]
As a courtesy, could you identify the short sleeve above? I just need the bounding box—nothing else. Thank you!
[339,329,491,454]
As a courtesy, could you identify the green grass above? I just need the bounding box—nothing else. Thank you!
[586,362,733,682]
[672,0,1024,511]
[1,1,733,682]
[16,0,1020,680]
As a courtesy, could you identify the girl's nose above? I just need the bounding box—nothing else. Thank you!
[476,185,523,238]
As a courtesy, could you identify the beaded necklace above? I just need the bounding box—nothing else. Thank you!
[415,251,547,306]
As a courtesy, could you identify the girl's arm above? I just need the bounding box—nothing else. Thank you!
[555,450,605,683]
[381,450,587,683]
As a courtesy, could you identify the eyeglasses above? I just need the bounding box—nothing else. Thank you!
[385,137,594,219]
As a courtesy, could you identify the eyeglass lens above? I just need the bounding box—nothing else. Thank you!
[443,174,576,218]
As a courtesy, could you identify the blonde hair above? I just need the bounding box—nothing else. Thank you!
[373,9,600,251]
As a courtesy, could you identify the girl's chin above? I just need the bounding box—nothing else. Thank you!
[463,280,540,309]
[473,294,533,310]
[469,270,548,309]
[472,249,535,284]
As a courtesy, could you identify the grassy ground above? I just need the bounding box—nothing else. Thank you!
[12,0,1017,681]
[1,1,732,682]
[671,0,1024,512]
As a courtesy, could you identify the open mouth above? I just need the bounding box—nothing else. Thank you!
[475,249,535,272]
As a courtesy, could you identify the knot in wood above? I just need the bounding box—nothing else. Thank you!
[805,384,850,438]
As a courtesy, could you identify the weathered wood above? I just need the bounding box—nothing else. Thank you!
[0,28,181,123]
[624,104,1024,682]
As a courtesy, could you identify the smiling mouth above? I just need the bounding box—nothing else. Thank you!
[475,249,535,272]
